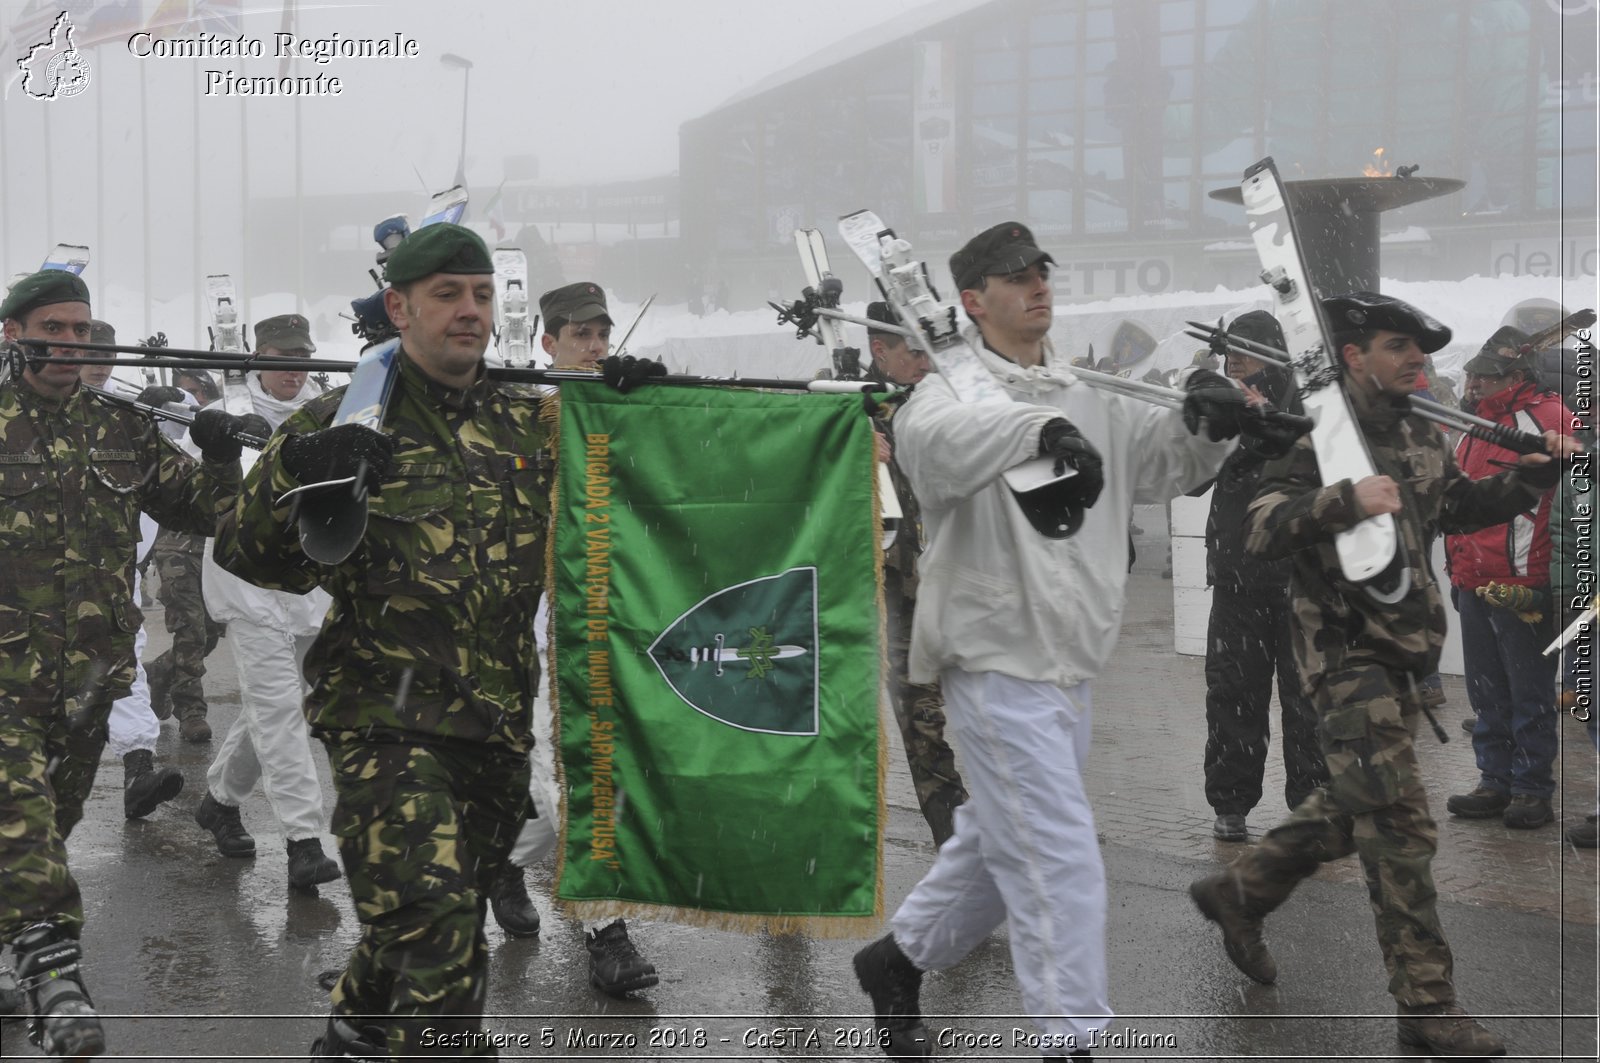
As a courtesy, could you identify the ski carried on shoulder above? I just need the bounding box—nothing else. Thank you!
[837,209,1078,538]
[782,227,901,540]
[492,247,533,367]
[41,243,90,274]
[288,186,468,565]
[1239,157,1407,601]
[204,273,255,417]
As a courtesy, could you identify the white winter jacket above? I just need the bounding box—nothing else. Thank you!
[199,374,332,635]
[894,329,1233,687]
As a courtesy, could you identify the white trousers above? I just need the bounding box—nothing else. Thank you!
[890,669,1112,1046]
[108,572,159,758]
[205,621,325,840]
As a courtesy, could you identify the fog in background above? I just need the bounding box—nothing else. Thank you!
[1,0,934,345]
[0,0,1593,368]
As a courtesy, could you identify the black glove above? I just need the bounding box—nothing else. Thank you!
[600,355,667,394]
[233,413,272,447]
[1516,453,1565,490]
[189,408,258,463]
[1182,368,1249,441]
[136,384,186,407]
[1038,418,1104,509]
[280,423,395,486]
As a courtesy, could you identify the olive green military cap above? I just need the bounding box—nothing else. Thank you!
[0,270,91,322]
[254,312,316,353]
[89,319,115,345]
[383,223,494,286]
[539,281,611,326]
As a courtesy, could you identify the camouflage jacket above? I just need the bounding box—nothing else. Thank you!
[1245,384,1548,686]
[0,377,240,717]
[216,351,551,753]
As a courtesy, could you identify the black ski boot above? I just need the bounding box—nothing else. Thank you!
[488,863,541,937]
[309,1013,387,1061]
[122,749,184,820]
[586,920,658,996]
[287,838,341,891]
[852,933,931,1060]
[13,921,105,1058]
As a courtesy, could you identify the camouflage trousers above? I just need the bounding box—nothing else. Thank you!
[149,529,222,722]
[885,591,967,847]
[0,701,111,941]
[324,738,530,1058]
[1225,663,1454,1007]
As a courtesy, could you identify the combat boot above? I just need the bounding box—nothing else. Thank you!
[178,712,212,744]
[287,838,340,890]
[852,933,932,1060]
[195,793,256,857]
[1189,871,1277,984]
[488,863,541,937]
[309,1014,387,1061]
[12,921,105,1058]
[1446,786,1510,819]
[1396,1003,1506,1057]
[122,749,184,820]
[1503,795,1553,830]
[586,920,658,997]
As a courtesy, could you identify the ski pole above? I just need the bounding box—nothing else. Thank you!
[83,384,271,450]
[611,294,656,358]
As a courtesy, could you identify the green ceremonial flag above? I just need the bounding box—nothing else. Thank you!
[550,384,884,933]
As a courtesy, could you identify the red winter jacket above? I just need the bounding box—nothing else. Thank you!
[1446,383,1570,590]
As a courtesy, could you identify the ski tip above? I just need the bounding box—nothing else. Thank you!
[1241,157,1277,182]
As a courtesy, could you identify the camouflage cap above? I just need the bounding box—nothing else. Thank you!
[539,282,611,326]
[0,270,91,322]
[949,221,1055,291]
[254,312,316,353]
[89,319,115,345]
[383,223,494,286]
[1462,325,1535,376]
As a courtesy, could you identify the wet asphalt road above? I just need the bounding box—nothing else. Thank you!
[2,598,1596,1061]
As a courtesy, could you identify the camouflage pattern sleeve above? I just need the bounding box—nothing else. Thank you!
[136,424,241,539]
[1435,446,1546,536]
[213,397,335,595]
[1244,434,1365,560]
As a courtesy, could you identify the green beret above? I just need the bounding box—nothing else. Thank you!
[539,281,611,326]
[383,223,494,286]
[0,270,91,322]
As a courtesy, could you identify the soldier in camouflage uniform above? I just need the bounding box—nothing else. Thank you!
[215,225,551,1060]
[146,525,225,741]
[1189,292,1578,1059]
[0,271,246,1058]
[865,301,967,847]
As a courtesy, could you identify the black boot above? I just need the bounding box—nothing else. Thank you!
[13,922,105,1058]
[309,1013,387,1061]
[852,933,931,1060]
[0,962,22,1015]
[488,863,541,937]
[195,793,256,857]
[287,838,341,890]
[123,748,184,820]
[586,920,658,996]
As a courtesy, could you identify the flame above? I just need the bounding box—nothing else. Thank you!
[1362,147,1393,177]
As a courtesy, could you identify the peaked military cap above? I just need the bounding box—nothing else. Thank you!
[254,312,316,353]
[0,270,91,322]
[383,223,494,286]
[89,319,115,345]
[950,221,1055,291]
[539,282,611,326]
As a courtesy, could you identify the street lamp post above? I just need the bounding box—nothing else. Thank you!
[440,53,473,190]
